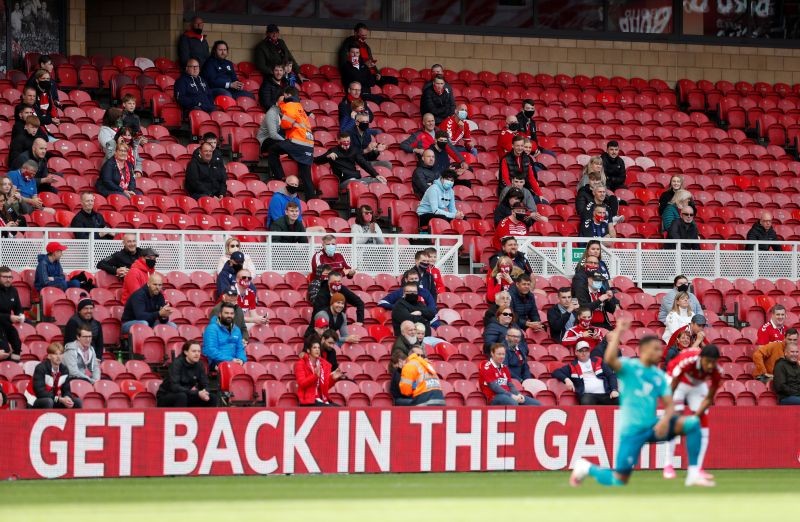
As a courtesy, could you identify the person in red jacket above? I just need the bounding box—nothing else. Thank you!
[493,203,537,250]
[757,305,786,345]
[120,248,158,304]
[496,115,523,159]
[485,256,523,304]
[479,343,540,405]
[423,247,446,296]
[440,103,475,156]
[562,307,608,351]
[294,337,344,406]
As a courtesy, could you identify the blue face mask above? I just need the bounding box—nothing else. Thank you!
[457,110,468,120]
[324,244,336,256]
[592,281,603,290]
[442,180,454,190]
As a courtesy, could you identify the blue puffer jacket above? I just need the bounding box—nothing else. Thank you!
[201,56,239,90]
[202,316,245,367]
[34,254,67,291]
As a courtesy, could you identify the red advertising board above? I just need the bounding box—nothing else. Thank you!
[1,406,797,480]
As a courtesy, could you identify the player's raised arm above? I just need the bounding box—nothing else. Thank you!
[604,316,631,372]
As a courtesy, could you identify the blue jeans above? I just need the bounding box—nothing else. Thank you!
[491,393,541,406]
[122,320,177,334]
[779,396,800,405]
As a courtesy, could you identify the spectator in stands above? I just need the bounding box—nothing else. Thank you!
[480,344,540,406]
[319,329,340,370]
[575,170,606,217]
[499,174,547,216]
[389,349,412,405]
[510,274,544,333]
[34,242,77,292]
[573,241,611,288]
[96,142,138,198]
[440,103,475,156]
[401,113,437,159]
[103,127,144,176]
[664,326,692,367]
[422,247,446,297]
[201,40,252,100]
[408,250,439,301]
[120,248,158,304]
[255,24,298,74]
[313,271,364,325]
[489,236,533,274]
[600,141,626,192]
[571,254,606,302]
[351,204,385,244]
[9,115,45,165]
[746,211,782,251]
[658,175,697,216]
[758,305,787,345]
[30,69,60,126]
[314,132,387,188]
[212,286,254,343]
[493,202,538,250]
[27,343,81,409]
[428,130,468,175]
[184,142,227,200]
[516,99,538,142]
[484,290,511,328]
[98,108,122,154]
[337,23,398,89]
[307,264,331,305]
[577,156,604,191]
[754,329,798,383]
[553,340,619,405]
[62,326,101,384]
[348,113,391,170]
[562,307,608,351]
[393,320,423,356]
[120,93,142,135]
[10,138,59,194]
[486,256,522,304]
[399,345,445,406]
[68,192,114,240]
[496,115,522,159]
[580,204,616,239]
[666,204,700,249]
[417,169,462,227]
[499,135,542,198]
[97,234,142,279]
[579,184,621,224]
[312,293,359,344]
[576,272,618,329]
[214,238,255,276]
[548,287,579,343]
[421,77,455,125]
[339,98,369,133]
[26,54,55,85]
[174,59,215,113]
[269,88,316,199]
[232,269,268,328]
[658,275,703,323]
[662,189,693,232]
[773,341,800,405]
[392,282,435,336]
[484,306,517,353]
[121,273,176,334]
[0,181,27,234]
[217,251,254,299]
[265,177,302,228]
[340,43,382,93]
[257,89,285,159]
[378,269,436,316]
[662,292,694,342]
[259,62,287,109]
[311,237,356,277]
[63,297,104,359]
[338,83,376,127]
[269,201,308,242]
[295,337,343,407]
[503,327,532,382]
[0,266,23,362]
[202,302,245,369]
[494,187,524,226]
[178,16,209,68]
[157,340,218,408]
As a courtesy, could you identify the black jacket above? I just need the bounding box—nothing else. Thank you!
[773,358,800,401]
[313,283,365,323]
[121,286,168,327]
[8,127,46,165]
[313,145,379,182]
[97,158,137,197]
[0,285,22,324]
[573,285,619,329]
[412,165,440,198]
[392,297,435,336]
[157,354,210,398]
[258,77,287,110]
[97,247,142,276]
[177,32,210,68]
[575,185,593,215]
[515,110,538,141]
[601,152,626,191]
[547,305,576,344]
[666,219,700,250]
[579,195,620,222]
[420,85,455,124]
[341,60,377,90]
[508,285,540,330]
[33,360,75,401]
[69,210,110,240]
[184,156,227,199]
[269,216,307,242]
[64,315,104,359]
[746,223,781,251]
[410,265,438,301]
[254,37,298,76]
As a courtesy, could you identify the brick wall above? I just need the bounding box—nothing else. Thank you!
[67,0,86,56]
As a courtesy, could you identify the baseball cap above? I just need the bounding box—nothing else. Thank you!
[140,248,159,258]
[46,242,68,254]
[230,251,245,263]
[266,24,279,33]
[314,316,329,328]
[592,272,607,281]
[575,340,591,351]
[224,287,238,297]
[691,315,707,326]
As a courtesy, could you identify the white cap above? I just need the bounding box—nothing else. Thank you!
[575,340,591,351]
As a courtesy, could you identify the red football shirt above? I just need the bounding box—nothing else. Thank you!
[479,360,512,402]
[756,321,785,345]
[668,348,722,389]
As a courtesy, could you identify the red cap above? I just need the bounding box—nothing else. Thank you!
[314,316,329,328]
[46,242,68,254]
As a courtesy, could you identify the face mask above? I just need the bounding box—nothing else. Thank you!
[145,258,156,269]
[584,264,599,271]
[419,262,430,270]
[437,140,448,146]
[358,122,369,131]
[324,244,336,256]
[442,180,454,190]
[21,170,34,181]
[231,263,243,273]
[340,143,350,151]
[433,85,444,95]
[592,281,603,290]
[404,334,418,345]
[193,27,203,35]
[500,266,511,273]
[238,279,249,286]
[405,294,419,304]
[580,319,592,328]
[286,184,299,194]
[329,283,342,293]
[677,284,689,292]
[457,110,468,120]
[508,123,519,132]
[523,110,535,118]
[38,80,51,90]
[514,211,526,219]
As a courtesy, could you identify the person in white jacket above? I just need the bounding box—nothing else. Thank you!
[662,291,694,343]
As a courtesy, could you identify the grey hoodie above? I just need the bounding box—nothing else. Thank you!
[63,340,101,384]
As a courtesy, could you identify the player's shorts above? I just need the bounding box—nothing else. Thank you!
[673,381,708,413]
[615,415,681,476]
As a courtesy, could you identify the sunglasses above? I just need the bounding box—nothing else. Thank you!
[681,213,694,217]
[239,276,252,281]
[500,312,513,317]
[363,210,373,215]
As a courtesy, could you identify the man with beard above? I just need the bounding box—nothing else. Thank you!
[202,302,245,368]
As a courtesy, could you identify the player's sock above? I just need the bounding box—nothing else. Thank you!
[588,465,624,487]
[698,427,710,469]
[683,416,702,467]
[664,438,677,468]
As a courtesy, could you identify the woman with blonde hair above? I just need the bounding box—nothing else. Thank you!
[662,291,694,343]
[216,236,257,274]
[662,189,693,232]
[486,256,524,303]
[577,156,605,190]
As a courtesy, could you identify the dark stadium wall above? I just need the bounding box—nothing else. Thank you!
[75,0,800,85]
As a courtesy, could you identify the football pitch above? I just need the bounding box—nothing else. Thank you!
[0,470,795,521]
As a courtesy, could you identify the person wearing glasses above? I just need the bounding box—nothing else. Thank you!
[62,326,101,384]
[233,269,268,330]
[483,306,517,355]
[174,58,215,113]
[216,237,256,275]
[666,204,700,250]
[662,189,694,232]
[350,204,384,245]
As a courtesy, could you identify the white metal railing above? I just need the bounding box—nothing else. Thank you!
[0,228,463,276]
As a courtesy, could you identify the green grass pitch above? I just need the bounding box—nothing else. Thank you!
[0,470,796,521]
